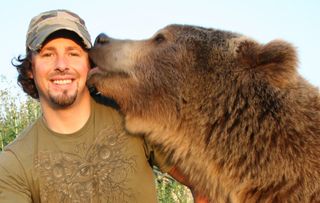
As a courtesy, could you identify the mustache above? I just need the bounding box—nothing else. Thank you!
[48,70,79,78]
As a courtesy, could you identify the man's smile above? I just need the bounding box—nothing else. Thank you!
[52,79,73,85]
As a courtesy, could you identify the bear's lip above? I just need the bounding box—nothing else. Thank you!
[88,66,105,76]
[88,66,131,82]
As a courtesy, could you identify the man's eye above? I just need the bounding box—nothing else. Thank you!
[69,52,80,57]
[41,52,53,57]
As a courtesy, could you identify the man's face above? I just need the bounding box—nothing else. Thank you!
[32,38,90,108]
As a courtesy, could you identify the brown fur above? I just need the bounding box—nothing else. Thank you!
[87,25,320,202]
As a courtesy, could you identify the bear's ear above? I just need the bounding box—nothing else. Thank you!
[236,38,298,88]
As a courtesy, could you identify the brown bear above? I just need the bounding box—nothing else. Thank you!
[87,24,320,202]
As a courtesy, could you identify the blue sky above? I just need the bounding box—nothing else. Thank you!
[0,0,319,91]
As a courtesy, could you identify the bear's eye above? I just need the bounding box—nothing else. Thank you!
[154,33,166,44]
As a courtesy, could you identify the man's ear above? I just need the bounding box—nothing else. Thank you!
[236,38,298,88]
[27,70,34,79]
[28,59,34,79]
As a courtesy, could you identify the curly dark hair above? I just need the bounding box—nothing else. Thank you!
[12,50,39,99]
[12,30,91,99]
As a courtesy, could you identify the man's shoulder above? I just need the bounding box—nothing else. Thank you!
[4,118,40,154]
[92,96,124,123]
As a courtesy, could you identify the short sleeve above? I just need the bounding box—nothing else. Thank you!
[143,138,173,173]
[0,150,32,203]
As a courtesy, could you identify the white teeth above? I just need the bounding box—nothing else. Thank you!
[53,79,72,85]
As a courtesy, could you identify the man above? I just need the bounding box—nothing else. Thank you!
[0,9,207,202]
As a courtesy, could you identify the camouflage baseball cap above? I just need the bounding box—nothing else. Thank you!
[26,9,91,51]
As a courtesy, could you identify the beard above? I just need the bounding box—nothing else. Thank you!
[48,87,78,107]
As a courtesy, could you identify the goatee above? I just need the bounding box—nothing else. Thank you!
[49,89,77,107]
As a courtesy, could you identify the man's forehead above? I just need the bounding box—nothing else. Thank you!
[40,38,84,50]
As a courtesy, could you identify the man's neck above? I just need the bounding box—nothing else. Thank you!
[40,94,92,134]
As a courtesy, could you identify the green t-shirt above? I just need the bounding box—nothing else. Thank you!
[0,99,170,203]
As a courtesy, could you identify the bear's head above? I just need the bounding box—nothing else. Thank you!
[87,24,298,136]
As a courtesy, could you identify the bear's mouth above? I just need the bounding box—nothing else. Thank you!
[88,66,130,79]
[89,66,104,76]
[87,66,111,82]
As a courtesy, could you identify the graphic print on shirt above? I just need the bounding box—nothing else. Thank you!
[35,126,137,203]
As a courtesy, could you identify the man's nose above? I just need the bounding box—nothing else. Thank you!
[55,55,68,71]
[94,33,110,46]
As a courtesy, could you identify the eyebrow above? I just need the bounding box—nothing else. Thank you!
[40,46,83,52]
[65,46,83,51]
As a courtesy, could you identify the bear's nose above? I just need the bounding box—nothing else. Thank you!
[94,33,110,45]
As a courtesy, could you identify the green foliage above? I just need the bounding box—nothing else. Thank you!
[154,167,193,203]
[0,75,193,202]
[0,76,40,150]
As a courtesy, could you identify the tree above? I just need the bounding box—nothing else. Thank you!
[0,76,41,150]
[154,167,193,203]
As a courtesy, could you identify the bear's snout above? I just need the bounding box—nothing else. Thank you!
[94,33,110,46]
